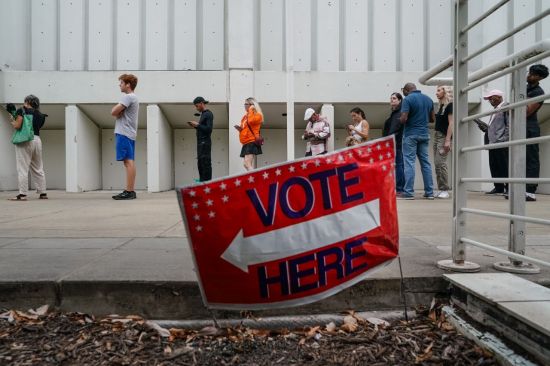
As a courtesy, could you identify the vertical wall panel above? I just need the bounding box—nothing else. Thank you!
[202,0,224,70]
[427,0,452,68]
[0,1,29,70]
[88,0,113,70]
[514,0,536,53]
[227,0,254,68]
[145,0,168,70]
[292,0,312,71]
[372,0,396,71]
[60,0,85,70]
[116,0,141,70]
[345,0,368,71]
[401,0,424,71]
[174,0,197,70]
[31,0,58,70]
[316,0,340,71]
[260,0,284,71]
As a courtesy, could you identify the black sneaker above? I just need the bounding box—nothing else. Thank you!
[112,190,136,200]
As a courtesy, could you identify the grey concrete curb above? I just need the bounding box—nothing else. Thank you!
[0,277,449,319]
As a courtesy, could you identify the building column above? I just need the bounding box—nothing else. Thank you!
[65,105,101,192]
[147,105,173,192]
[0,108,17,190]
[321,104,335,152]
[228,70,254,175]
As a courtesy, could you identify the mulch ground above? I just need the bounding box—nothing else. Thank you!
[0,305,496,365]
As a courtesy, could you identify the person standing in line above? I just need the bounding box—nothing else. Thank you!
[234,97,263,171]
[8,95,48,201]
[111,74,139,200]
[398,83,435,200]
[433,86,454,199]
[383,92,404,194]
[525,64,548,202]
[345,107,370,146]
[302,108,330,156]
[188,96,213,182]
[475,90,509,195]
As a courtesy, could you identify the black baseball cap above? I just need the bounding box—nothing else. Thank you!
[193,96,209,105]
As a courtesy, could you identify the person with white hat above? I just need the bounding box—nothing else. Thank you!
[476,89,509,195]
[302,108,330,156]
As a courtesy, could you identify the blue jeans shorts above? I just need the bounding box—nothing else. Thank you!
[115,133,135,161]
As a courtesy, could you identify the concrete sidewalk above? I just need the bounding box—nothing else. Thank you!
[1,190,549,319]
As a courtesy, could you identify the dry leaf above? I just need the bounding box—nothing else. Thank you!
[366,317,389,327]
[341,316,358,332]
[145,321,171,338]
[305,326,320,338]
[197,326,221,337]
[325,322,337,332]
[29,305,49,316]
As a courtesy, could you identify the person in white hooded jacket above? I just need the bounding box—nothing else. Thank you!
[302,108,330,156]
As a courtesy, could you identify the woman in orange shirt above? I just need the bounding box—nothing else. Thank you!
[234,97,264,171]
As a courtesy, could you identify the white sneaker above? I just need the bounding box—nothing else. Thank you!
[437,191,450,199]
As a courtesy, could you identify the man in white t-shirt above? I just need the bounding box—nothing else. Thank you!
[111,74,139,200]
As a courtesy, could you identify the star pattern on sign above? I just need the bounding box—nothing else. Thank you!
[367,147,372,153]
[338,154,345,162]
[289,165,296,173]
[221,195,229,203]
[347,152,354,159]
[208,211,216,219]
[376,144,382,151]
[385,142,391,148]
[191,202,199,209]
[301,162,308,170]
[325,157,333,164]
[379,154,384,161]
[262,171,269,179]
[193,214,200,221]
[314,159,321,167]
[369,157,375,164]
[357,149,363,156]
[275,168,282,176]
[220,182,227,191]
[206,199,213,206]
[189,190,196,197]
[204,187,211,194]
[196,225,203,232]
[234,179,242,187]
[248,175,255,183]
[386,152,392,158]
[382,165,387,171]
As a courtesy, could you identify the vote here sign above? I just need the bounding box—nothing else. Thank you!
[177,136,399,310]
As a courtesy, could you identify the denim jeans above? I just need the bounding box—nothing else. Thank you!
[402,134,434,197]
[395,145,404,193]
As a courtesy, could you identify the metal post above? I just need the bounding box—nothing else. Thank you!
[438,0,480,273]
[285,0,295,161]
[493,65,539,274]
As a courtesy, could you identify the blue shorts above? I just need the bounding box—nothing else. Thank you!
[115,133,135,161]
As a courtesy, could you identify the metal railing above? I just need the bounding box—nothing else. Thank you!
[419,0,550,274]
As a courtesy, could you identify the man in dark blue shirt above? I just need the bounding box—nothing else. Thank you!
[398,83,435,200]
[188,96,214,182]
[524,64,548,201]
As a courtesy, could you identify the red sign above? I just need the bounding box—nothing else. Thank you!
[177,136,399,310]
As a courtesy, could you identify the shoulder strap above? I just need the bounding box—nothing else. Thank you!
[245,117,257,138]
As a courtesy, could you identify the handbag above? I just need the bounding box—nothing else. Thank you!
[245,117,264,146]
[11,108,35,144]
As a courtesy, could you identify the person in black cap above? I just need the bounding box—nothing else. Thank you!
[188,97,214,182]
[524,64,549,201]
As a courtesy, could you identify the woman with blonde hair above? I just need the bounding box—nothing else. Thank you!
[433,85,453,199]
[234,97,263,171]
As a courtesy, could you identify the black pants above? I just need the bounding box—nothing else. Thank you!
[526,123,540,194]
[197,141,212,182]
[489,147,508,193]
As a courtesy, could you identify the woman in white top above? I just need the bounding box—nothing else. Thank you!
[345,107,369,146]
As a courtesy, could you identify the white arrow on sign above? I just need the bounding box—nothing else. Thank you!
[221,199,380,272]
